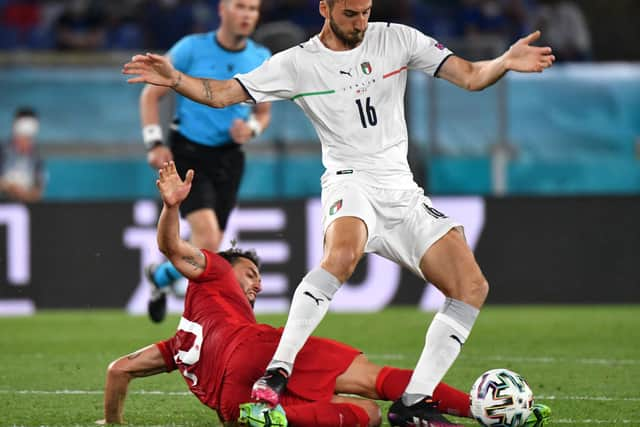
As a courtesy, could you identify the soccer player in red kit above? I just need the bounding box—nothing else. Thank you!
[97,161,471,427]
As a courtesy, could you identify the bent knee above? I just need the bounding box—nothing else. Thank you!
[473,277,489,303]
[107,357,127,377]
[321,248,361,281]
[461,276,489,308]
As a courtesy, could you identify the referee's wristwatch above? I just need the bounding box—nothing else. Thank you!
[142,124,165,151]
[247,114,263,138]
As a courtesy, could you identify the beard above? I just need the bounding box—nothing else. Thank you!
[329,17,366,48]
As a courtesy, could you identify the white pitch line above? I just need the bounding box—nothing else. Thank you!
[537,395,640,402]
[367,353,640,366]
[1,389,638,403]
[475,355,640,365]
[2,390,638,425]
[0,389,190,396]
[554,419,635,424]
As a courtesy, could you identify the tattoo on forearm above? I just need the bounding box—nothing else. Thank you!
[127,351,142,360]
[202,79,213,101]
[182,255,198,270]
[182,255,202,270]
[131,367,168,378]
[182,246,205,270]
[171,72,182,89]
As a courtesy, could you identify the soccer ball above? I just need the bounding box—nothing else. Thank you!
[470,368,533,427]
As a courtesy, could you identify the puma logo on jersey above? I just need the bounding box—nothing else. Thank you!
[303,291,324,306]
[339,69,353,77]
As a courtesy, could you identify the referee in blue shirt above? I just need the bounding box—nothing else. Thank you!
[140,0,271,322]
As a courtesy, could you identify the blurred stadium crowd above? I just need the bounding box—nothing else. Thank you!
[0,0,595,61]
[1,0,639,200]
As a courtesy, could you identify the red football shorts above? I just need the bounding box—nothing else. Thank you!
[217,328,361,422]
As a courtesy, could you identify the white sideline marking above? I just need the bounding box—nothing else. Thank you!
[537,395,640,402]
[1,389,638,403]
[476,355,640,366]
[2,390,638,425]
[554,419,635,424]
[367,353,640,366]
[0,389,190,396]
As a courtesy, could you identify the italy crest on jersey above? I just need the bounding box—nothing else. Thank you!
[361,62,372,75]
[329,199,343,215]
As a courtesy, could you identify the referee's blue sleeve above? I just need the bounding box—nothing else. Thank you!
[168,35,193,72]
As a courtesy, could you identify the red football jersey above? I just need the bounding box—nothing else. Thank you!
[158,250,274,409]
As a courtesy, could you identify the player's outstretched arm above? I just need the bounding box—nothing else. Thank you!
[97,345,168,425]
[123,53,250,108]
[438,30,555,91]
[155,161,207,280]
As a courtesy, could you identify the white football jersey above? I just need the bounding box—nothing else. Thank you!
[235,22,453,189]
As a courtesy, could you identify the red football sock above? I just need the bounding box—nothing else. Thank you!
[284,401,370,427]
[432,381,471,418]
[375,366,470,418]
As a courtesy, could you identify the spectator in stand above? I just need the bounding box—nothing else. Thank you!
[458,0,509,38]
[534,0,591,61]
[102,1,143,49]
[54,0,106,50]
[258,0,318,38]
[0,108,47,203]
[370,0,412,26]
[0,0,41,47]
[501,0,538,40]
[141,0,196,50]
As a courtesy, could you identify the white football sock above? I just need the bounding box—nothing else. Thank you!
[403,298,479,405]
[268,268,341,374]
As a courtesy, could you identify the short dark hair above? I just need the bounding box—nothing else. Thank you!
[323,0,337,8]
[218,247,261,269]
[14,107,37,120]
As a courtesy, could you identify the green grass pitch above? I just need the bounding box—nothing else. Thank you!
[1,306,639,426]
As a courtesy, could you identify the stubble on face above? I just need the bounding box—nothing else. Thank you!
[329,18,365,48]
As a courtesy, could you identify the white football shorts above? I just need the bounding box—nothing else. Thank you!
[321,174,463,280]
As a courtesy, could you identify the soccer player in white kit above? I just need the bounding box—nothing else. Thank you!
[123,1,555,424]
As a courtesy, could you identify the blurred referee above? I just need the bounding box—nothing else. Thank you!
[140,0,271,322]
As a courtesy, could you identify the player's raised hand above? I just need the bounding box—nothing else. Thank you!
[122,53,179,87]
[230,118,254,145]
[147,145,173,169]
[505,31,555,73]
[156,161,194,208]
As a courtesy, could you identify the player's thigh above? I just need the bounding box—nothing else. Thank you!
[172,150,216,217]
[419,228,487,305]
[186,208,221,251]
[211,146,245,230]
[283,335,361,402]
[322,216,368,278]
[321,181,376,242]
[219,338,274,422]
[330,396,382,426]
[320,182,374,275]
[378,193,462,279]
[334,354,381,399]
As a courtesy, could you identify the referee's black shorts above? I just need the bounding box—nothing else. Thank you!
[169,130,245,230]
